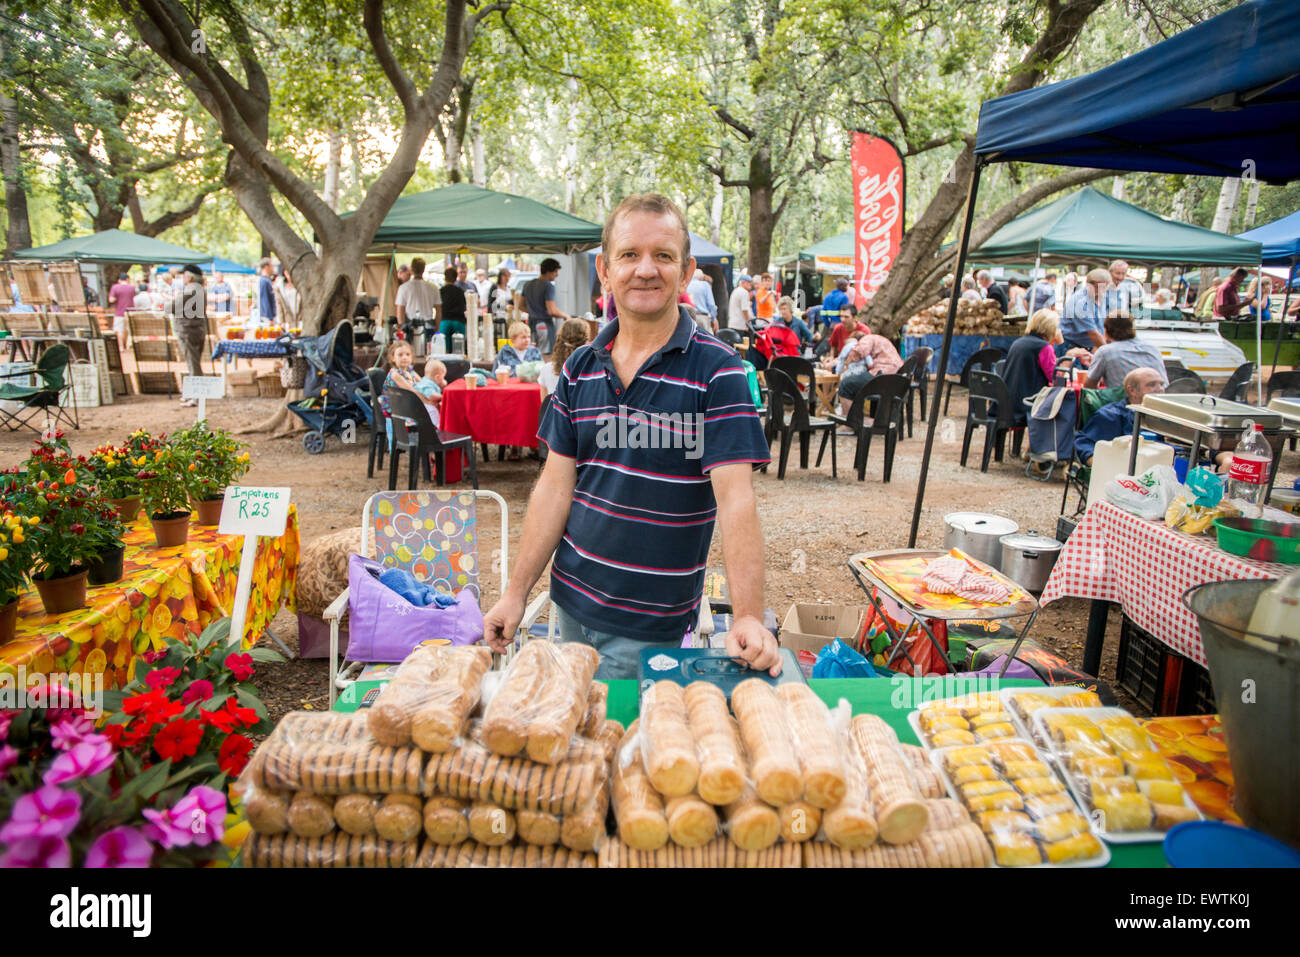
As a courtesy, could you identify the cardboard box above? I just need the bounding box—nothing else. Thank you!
[779,603,867,657]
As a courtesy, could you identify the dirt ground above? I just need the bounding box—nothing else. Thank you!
[8,371,1293,723]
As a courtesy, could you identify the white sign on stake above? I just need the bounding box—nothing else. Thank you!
[219,486,291,647]
[182,375,225,421]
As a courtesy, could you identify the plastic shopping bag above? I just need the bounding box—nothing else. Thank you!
[1103,464,1185,520]
[346,554,484,662]
[812,639,879,679]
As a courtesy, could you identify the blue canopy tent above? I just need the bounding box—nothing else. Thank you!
[154,257,256,275]
[586,231,736,312]
[910,0,1300,552]
[1239,208,1300,368]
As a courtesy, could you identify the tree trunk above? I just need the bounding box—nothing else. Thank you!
[710,177,724,247]
[1203,176,1242,288]
[746,148,776,274]
[0,86,31,257]
[323,127,342,211]
[348,127,363,209]
[470,118,486,186]
[1243,177,1261,229]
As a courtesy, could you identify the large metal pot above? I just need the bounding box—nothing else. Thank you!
[943,512,1019,570]
[999,531,1063,593]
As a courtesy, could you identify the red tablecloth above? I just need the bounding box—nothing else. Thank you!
[1040,499,1288,665]
[441,378,544,448]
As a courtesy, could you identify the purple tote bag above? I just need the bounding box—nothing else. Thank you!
[346,554,484,662]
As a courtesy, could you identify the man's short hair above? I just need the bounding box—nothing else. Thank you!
[976,270,991,282]
[445,266,458,284]
[961,275,978,290]
[410,258,426,278]
[1230,267,1250,283]
[1124,366,1161,399]
[1109,259,1129,272]
[1104,311,1136,341]
[259,258,272,270]
[835,278,849,291]
[761,272,772,281]
[1045,271,1058,281]
[1086,267,1111,286]
[540,257,561,274]
[602,193,691,266]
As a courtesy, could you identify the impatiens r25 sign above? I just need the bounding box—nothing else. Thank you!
[218,486,290,537]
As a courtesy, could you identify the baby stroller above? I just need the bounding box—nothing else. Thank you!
[746,317,802,371]
[285,321,373,454]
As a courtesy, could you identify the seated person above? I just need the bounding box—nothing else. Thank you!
[777,296,813,351]
[416,357,447,425]
[494,320,542,375]
[1084,312,1168,389]
[830,324,904,415]
[382,340,439,447]
[1075,366,1165,465]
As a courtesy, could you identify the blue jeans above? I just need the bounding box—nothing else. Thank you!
[555,606,681,680]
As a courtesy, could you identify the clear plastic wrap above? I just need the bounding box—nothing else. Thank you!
[481,640,600,764]
[247,712,425,795]
[1000,686,1104,737]
[581,681,609,738]
[422,736,607,815]
[423,796,471,845]
[665,792,719,847]
[638,681,700,797]
[611,722,669,850]
[683,682,747,806]
[287,792,336,837]
[818,734,878,850]
[899,744,948,799]
[596,837,801,868]
[776,684,847,809]
[561,791,609,852]
[374,794,424,842]
[850,714,929,845]
[517,808,562,846]
[244,833,418,867]
[468,802,517,845]
[415,842,597,868]
[722,780,780,851]
[803,823,993,868]
[730,678,802,806]
[778,801,822,843]
[367,644,493,752]
[333,793,381,836]
[243,782,290,835]
[911,691,1017,749]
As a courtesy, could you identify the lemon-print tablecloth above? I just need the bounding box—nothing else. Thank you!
[0,507,299,689]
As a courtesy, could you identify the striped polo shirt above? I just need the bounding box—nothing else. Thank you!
[538,307,770,641]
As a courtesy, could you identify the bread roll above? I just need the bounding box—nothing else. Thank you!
[581,681,609,738]
[245,788,290,835]
[481,640,552,756]
[731,679,801,806]
[423,796,470,844]
[819,740,878,850]
[409,645,493,752]
[683,682,746,806]
[468,803,517,845]
[334,794,380,835]
[776,684,847,809]
[287,792,335,837]
[374,794,423,842]
[723,783,780,851]
[525,643,600,764]
[778,801,821,843]
[611,724,670,850]
[561,792,609,852]
[851,714,929,845]
[639,681,700,797]
[666,792,719,847]
[518,808,562,845]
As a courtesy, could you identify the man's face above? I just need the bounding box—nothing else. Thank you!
[476,270,486,282]
[1110,263,1128,285]
[760,276,771,290]
[1126,370,1165,403]
[597,210,693,320]
[397,267,411,282]
[741,279,753,292]
[214,272,224,284]
[979,275,990,289]
[458,265,468,281]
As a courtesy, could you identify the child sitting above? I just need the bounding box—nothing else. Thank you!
[382,341,438,448]
[415,357,447,426]
[494,321,542,376]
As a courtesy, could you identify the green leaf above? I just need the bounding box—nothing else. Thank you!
[195,618,230,653]
[119,759,172,803]
[100,689,126,713]
[248,647,285,663]
[162,759,219,791]
[235,686,269,721]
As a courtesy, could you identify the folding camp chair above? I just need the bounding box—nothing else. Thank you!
[0,343,77,433]
[323,489,553,704]
[1059,385,1124,515]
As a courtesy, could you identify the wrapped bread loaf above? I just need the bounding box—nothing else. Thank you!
[819,735,878,850]
[666,792,719,847]
[367,645,491,750]
[852,714,929,845]
[517,809,562,846]
[481,640,600,764]
[287,792,335,837]
[778,801,822,843]
[581,681,609,738]
[245,833,418,868]
[776,684,847,809]
[249,712,425,795]
[597,837,801,868]
[731,679,802,806]
[803,823,991,868]
[561,792,609,852]
[245,786,290,835]
[334,794,380,835]
[374,794,423,842]
[423,737,606,814]
[723,782,781,851]
[468,802,517,846]
[611,723,669,851]
[684,682,746,806]
[423,796,470,845]
[415,842,596,868]
[639,681,700,797]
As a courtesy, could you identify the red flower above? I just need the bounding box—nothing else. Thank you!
[223,700,259,729]
[101,723,126,748]
[224,653,254,682]
[218,735,254,776]
[121,689,169,716]
[70,523,84,536]
[153,719,202,762]
[63,469,75,486]
[198,704,237,734]
[140,650,167,664]
[145,667,181,691]
[180,680,213,705]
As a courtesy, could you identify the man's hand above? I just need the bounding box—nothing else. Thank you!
[726,615,781,676]
[482,593,525,655]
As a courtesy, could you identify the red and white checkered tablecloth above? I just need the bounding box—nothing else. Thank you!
[1040,499,1289,665]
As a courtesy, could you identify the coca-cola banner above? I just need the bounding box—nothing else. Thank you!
[851,132,904,308]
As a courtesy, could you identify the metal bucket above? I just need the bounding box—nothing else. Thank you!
[1183,579,1300,849]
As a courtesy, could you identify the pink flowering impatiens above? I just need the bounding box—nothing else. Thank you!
[0,835,71,868]
[42,737,115,786]
[85,827,153,868]
[0,745,16,777]
[180,679,214,705]
[0,785,81,842]
[49,715,98,751]
[143,785,226,848]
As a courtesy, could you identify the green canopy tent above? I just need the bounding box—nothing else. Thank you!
[14,229,209,264]
[779,230,853,274]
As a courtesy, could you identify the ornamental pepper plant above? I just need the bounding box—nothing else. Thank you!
[169,421,250,501]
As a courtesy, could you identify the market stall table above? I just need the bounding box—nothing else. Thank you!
[1040,499,1290,674]
[438,378,544,482]
[0,507,299,689]
[813,368,840,415]
[211,337,297,381]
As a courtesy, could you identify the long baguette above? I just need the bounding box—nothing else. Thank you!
[639,681,700,797]
[731,679,802,806]
[684,682,746,806]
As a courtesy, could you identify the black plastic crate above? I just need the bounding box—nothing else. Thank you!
[1056,515,1078,543]
[1116,614,1167,713]
[1176,659,1218,716]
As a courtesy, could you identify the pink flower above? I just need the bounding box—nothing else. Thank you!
[224,653,254,681]
[85,827,153,868]
[0,786,81,842]
[0,746,15,777]
[140,650,167,664]
[145,667,181,690]
[0,711,13,740]
[0,836,71,868]
[144,785,226,848]
[42,738,115,786]
[49,715,97,751]
[180,680,213,705]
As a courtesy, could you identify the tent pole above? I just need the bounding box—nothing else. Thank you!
[1256,262,1264,406]
[1269,254,1296,377]
[909,158,985,548]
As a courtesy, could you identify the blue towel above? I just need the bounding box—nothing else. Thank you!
[378,568,459,608]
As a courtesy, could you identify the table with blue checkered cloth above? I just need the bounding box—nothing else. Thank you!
[211,338,294,360]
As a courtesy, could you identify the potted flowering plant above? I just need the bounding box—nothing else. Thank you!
[171,421,250,525]
[0,504,38,642]
[88,430,163,522]
[136,439,197,547]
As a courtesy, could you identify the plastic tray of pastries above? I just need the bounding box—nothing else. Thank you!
[907,691,1020,750]
[999,686,1105,742]
[1030,707,1203,844]
[929,738,1109,868]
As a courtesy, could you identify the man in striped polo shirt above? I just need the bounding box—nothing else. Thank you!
[483,193,780,680]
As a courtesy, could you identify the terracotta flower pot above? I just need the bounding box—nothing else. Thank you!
[109,496,143,523]
[33,568,88,615]
[192,494,225,527]
[86,543,126,586]
[0,598,16,644]
[150,512,192,548]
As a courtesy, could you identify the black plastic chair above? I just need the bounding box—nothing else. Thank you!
[0,343,75,433]
[828,373,908,482]
[764,367,836,480]
[897,347,933,438]
[365,368,387,478]
[716,328,743,349]
[1220,362,1256,402]
[961,370,1022,472]
[1164,376,1206,394]
[1266,370,1300,401]
[385,387,478,490]
[943,347,1003,415]
[427,355,470,384]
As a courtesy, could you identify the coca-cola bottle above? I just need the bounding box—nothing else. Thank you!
[1225,421,1272,518]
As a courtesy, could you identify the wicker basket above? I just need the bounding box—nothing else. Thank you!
[281,355,309,390]
[257,372,286,398]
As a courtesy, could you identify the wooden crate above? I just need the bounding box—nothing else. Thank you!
[136,371,179,395]
[257,373,286,398]
[230,382,261,398]
[133,339,181,363]
[1,313,46,335]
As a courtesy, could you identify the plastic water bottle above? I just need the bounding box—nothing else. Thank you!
[1225,421,1272,518]
[1246,569,1300,648]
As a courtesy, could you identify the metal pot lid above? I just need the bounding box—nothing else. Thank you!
[1000,532,1062,552]
[944,512,1019,535]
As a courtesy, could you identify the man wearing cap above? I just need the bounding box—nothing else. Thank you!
[170,264,209,405]
[728,274,755,331]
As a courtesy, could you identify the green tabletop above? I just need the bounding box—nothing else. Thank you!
[605,676,1166,868]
